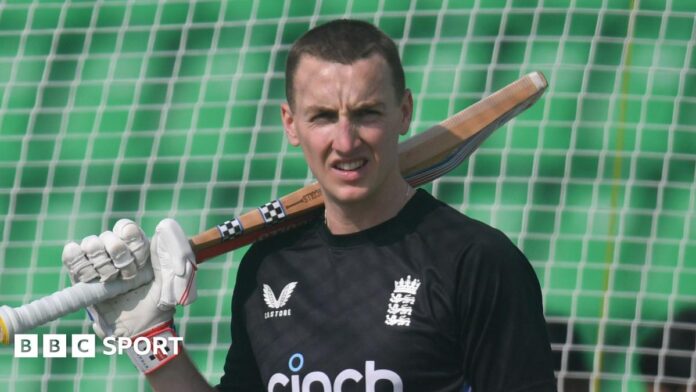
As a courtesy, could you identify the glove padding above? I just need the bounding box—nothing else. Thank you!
[61,218,197,338]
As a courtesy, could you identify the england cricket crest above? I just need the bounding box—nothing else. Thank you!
[385,275,421,327]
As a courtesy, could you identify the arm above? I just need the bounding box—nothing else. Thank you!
[147,349,217,391]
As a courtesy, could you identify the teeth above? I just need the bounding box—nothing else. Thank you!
[335,160,365,171]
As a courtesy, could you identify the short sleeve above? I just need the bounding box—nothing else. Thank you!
[457,232,557,392]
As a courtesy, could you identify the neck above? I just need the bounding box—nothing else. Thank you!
[323,177,414,235]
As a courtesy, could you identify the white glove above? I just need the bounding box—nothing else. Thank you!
[61,218,198,338]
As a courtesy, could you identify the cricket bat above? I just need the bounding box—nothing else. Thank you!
[0,72,547,343]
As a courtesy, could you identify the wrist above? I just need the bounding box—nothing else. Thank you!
[126,320,183,374]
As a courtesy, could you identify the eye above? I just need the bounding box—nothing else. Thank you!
[355,108,382,121]
[309,111,337,123]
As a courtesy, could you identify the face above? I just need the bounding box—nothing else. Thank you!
[281,54,413,206]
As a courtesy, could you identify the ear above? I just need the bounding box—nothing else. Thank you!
[281,103,300,146]
[398,89,413,136]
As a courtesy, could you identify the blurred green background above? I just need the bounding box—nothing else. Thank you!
[0,0,694,391]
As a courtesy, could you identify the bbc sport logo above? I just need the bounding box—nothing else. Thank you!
[13,334,183,358]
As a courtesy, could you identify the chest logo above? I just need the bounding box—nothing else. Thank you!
[385,275,421,327]
[263,282,297,319]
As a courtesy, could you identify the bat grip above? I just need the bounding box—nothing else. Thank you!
[0,267,154,344]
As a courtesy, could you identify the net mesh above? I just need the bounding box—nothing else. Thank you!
[0,0,694,391]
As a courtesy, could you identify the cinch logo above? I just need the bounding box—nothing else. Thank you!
[267,353,403,392]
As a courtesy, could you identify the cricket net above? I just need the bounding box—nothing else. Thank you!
[0,0,694,391]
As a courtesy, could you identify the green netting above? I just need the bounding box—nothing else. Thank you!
[0,1,694,391]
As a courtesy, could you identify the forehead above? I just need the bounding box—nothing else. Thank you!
[291,54,395,107]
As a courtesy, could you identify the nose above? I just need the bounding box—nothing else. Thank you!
[332,116,360,154]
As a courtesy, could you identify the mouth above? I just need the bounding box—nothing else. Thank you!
[333,159,367,172]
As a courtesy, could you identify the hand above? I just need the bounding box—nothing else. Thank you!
[61,219,197,338]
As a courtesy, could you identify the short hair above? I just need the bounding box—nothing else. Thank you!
[285,19,406,107]
[639,308,696,385]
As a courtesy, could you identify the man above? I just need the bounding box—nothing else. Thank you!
[62,19,556,391]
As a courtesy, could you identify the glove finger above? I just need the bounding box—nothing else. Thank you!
[155,218,194,276]
[150,233,170,309]
[99,231,137,280]
[81,235,119,282]
[154,219,197,309]
[113,219,150,270]
[62,241,99,283]
[172,258,197,306]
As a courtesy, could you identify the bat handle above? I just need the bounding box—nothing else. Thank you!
[0,267,154,344]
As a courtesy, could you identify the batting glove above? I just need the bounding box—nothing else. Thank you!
[61,218,197,373]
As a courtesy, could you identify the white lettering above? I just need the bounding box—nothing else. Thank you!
[302,372,331,392]
[267,359,402,392]
[267,373,289,391]
[334,369,362,391]
[133,337,150,355]
[170,336,183,355]
[152,336,167,356]
[365,361,402,392]
[103,336,117,355]
[117,337,132,354]
[12,334,184,358]
[291,374,300,391]
[264,308,293,319]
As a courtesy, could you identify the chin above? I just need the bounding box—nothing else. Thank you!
[326,185,372,205]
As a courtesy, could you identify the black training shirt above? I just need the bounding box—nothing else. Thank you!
[218,189,556,391]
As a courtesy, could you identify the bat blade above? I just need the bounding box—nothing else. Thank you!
[399,71,547,184]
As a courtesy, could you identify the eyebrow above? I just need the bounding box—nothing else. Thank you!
[305,105,335,114]
[353,100,385,110]
[305,101,386,113]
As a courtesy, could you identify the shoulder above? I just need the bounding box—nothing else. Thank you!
[234,215,323,288]
[409,191,536,292]
[242,214,324,262]
[413,190,521,260]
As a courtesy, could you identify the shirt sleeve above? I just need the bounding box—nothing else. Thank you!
[216,246,265,392]
[456,231,557,392]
